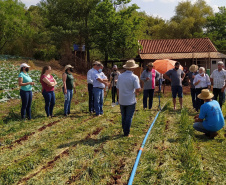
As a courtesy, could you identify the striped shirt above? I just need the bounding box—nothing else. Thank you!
[210,69,226,89]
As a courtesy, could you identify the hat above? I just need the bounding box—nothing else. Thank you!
[20,63,30,68]
[147,62,153,67]
[123,60,139,69]
[65,64,74,70]
[93,61,101,65]
[189,64,198,72]
[197,89,214,100]
[218,61,224,66]
[113,65,117,69]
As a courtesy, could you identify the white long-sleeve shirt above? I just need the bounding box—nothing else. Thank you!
[193,73,211,88]
[87,68,95,84]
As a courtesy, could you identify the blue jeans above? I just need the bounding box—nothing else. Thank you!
[120,103,136,136]
[20,89,32,120]
[93,87,104,115]
[193,122,212,134]
[190,88,196,109]
[88,84,94,112]
[143,89,154,109]
[42,90,55,117]
[64,89,73,115]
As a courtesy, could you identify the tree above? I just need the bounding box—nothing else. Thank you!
[205,7,226,51]
[91,0,141,61]
[0,0,27,53]
[168,0,213,38]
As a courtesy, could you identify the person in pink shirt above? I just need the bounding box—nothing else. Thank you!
[140,62,160,109]
[40,66,57,117]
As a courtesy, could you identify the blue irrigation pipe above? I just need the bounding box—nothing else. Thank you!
[128,100,168,185]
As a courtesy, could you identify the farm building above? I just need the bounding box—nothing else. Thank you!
[138,38,226,73]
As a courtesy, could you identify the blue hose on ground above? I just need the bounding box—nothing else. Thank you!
[128,111,161,185]
[128,99,168,185]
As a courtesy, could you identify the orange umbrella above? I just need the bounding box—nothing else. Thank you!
[153,59,183,74]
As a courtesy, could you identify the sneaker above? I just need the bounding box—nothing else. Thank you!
[116,102,119,105]
[112,103,116,107]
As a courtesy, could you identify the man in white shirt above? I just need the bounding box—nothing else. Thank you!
[87,61,100,113]
[92,64,108,116]
[117,60,141,137]
[210,61,226,108]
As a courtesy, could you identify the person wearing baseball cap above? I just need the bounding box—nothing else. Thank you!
[140,62,160,110]
[18,63,35,120]
[110,65,120,106]
[193,89,224,139]
[87,61,101,113]
[62,64,76,116]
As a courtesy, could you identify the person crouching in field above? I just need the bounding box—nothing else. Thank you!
[117,60,141,137]
[62,65,76,117]
[40,66,57,118]
[18,63,35,120]
[140,62,160,110]
[193,89,224,139]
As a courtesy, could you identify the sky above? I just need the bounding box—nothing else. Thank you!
[21,0,226,20]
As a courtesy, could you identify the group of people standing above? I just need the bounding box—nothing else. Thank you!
[188,61,226,111]
[17,60,225,139]
[18,63,75,120]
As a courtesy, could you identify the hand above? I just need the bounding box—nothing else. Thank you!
[194,114,199,119]
[74,89,76,94]
[30,82,35,85]
[192,75,195,78]
[146,77,150,81]
[64,89,67,95]
[221,87,225,93]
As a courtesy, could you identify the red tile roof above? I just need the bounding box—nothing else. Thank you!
[139,38,217,54]
[140,52,226,60]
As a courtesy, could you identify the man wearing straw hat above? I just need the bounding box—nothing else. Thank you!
[188,64,199,109]
[92,63,108,116]
[193,89,224,139]
[117,60,141,137]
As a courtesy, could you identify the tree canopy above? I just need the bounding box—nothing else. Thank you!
[0,0,225,62]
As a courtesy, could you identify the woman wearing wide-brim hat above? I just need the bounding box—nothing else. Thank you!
[62,64,76,116]
[193,89,224,139]
[188,64,199,109]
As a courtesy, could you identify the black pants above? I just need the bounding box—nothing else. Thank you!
[195,87,207,111]
[88,84,94,112]
[112,86,118,103]
[213,88,224,108]
[190,88,196,109]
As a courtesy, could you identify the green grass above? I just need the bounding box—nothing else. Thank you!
[0,77,225,184]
